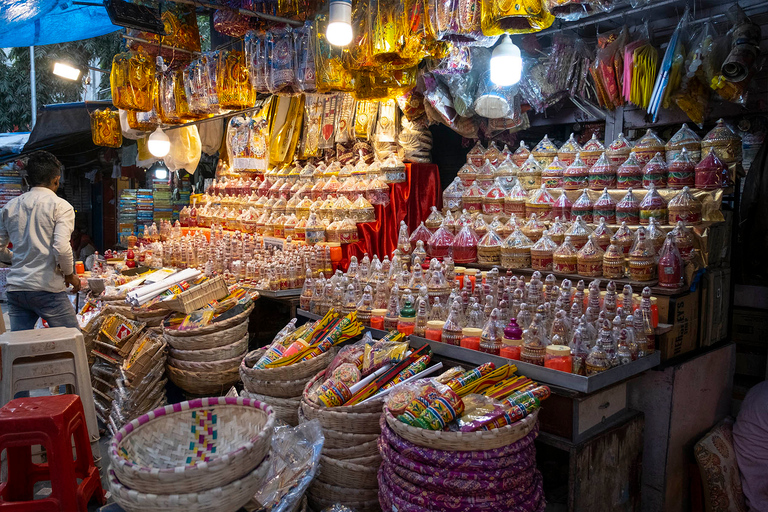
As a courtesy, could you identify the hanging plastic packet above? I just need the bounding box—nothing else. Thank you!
[376,99,399,143]
[183,52,220,115]
[319,94,339,149]
[648,8,691,121]
[267,26,296,93]
[245,31,269,93]
[335,93,357,143]
[300,93,324,159]
[355,100,379,140]
[294,21,316,92]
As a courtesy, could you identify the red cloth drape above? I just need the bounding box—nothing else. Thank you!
[339,163,441,269]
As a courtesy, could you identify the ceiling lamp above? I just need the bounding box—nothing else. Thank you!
[326,0,353,47]
[53,62,82,81]
[490,35,522,86]
[147,127,170,158]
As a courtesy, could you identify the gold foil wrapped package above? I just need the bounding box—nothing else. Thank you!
[126,109,158,132]
[501,227,533,269]
[426,0,499,47]
[518,154,542,190]
[481,0,554,35]
[478,229,504,265]
[605,132,633,166]
[553,236,578,273]
[216,50,254,110]
[532,135,558,167]
[128,5,201,57]
[665,123,701,163]
[313,14,355,92]
[631,129,665,166]
[90,110,122,148]
[579,133,605,167]
[525,185,555,221]
[110,51,154,112]
[557,133,582,165]
[701,118,742,166]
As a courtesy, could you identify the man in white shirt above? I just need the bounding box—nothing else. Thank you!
[0,151,81,330]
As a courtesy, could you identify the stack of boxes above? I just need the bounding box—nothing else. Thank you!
[117,189,137,247]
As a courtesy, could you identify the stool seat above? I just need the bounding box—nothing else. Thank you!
[0,395,105,512]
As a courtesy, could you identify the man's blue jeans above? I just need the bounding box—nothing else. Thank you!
[7,290,79,331]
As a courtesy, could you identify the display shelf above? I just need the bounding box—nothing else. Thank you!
[257,288,302,299]
[297,309,661,394]
[465,262,660,289]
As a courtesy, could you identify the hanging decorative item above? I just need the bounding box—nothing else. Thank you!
[480,0,554,35]
[90,109,123,148]
[183,52,221,116]
[127,5,201,58]
[313,13,356,92]
[110,51,155,112]
[216,50,255,110]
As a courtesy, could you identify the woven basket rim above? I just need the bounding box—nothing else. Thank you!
[239,346,337,381]
[168,333,249,360]
[109,397,275,476]
[163,304,254,337]
[302,370,385,414]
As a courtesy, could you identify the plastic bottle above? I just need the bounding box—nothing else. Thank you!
[500,318,524,360]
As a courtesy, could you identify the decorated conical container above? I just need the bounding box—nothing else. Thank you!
[548,216,568,245]
[495,156,520,191]
[563,153,589,190]
[518,154,543,190]
[701,118,742,166]
[630,129,665,166]
[504,213,522,236]
[457,162,478,187]
[666,123,701,164]
[501,227,533,269]
[553,236,578,274]
[552,191,573,221]
[642,152,668,189]
[672,221,695,262]
[425,206,446,230]
[464,141,486,169]
[478,229,503,265]
[462,181,484,213]
[593,188,617,224]
[476,159,496,190]
[525,185,555,221]
[427,223,455,259]
[485,142,503,167]
[695,148,728,190]
[489,215,508,238]
[646,217,666,253]
[588,153,616,190]
[668,186,702,224]
[580,133,606,167]
[616,189,640,225]
[532,135,559,167]
[472,214,490,239]
[504,181,528,217]
[628,227,656,282]
[531,230,559,271]
[668,148,696,189]
[443,177,465,211]
[512,140,531,167]
[443,210,458,234]
[603,241,626,279]
[611,222,634,256]
[410,221,434,251]
[453,225,479,264]
[483,178,507,215]
[606,132,633,166]
[577,235,605,277]
[571,189,594,223]
[558,133,582,166]
[616,152,643,190]
[521,214,546,242]
[593,217,615,251]
[639,184,668,225]
[542,157,565,188]
[352,194,375,223]
[565,216,592,249]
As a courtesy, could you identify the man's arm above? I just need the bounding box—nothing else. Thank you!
[53,201,76,277]
[0,208,12,265]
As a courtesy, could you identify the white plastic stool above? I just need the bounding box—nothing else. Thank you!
[0,327,101,460]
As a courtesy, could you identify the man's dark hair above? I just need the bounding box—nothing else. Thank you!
[26,151,62,187]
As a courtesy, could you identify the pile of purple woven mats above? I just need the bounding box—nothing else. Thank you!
[377,416,546,512]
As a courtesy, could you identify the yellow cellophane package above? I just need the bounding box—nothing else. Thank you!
[126,108,159,132]
[313,13,356,92]
[110,51,155,112]
[269,95,305,167]
[216,50,255,110]
[90,109,122,148]
[481,0,554,35]
[126,5,201,56]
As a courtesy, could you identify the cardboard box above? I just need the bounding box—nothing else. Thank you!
[732,307,768,346]
[706,211,732,268]
[700,268,731,347]
[657,288,700,361]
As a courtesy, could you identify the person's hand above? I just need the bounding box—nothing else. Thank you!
[65,273,81,293]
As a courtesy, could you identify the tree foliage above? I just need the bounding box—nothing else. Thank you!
[0,32,122,132]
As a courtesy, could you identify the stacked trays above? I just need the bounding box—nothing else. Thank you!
[378,410,544,512]
[164,304,253,396]
[240,346,337,426]
[300,370,384,512]
[109,397,275,512]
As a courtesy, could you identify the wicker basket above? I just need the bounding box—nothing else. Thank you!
[307,493,380,512]
[167,352,247,372]
[302,370,384,414]
[109,397,275,494]
[242,391,301,426]
[317,454,380,489]
[163,304,254,338]
[315,426,379,450]
[169,334,249,362]
[166,366,241,396]
[383,408,539,452]
[109,458,270,512]
[165,321,249,351]
[299,401,381,435]
[324,439,379,460]
[308,480,379,502]
[242,376,309,398]
[159,276,230,314]
[240,346,338,383]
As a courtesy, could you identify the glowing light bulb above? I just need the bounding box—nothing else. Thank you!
[490,35,522,86]
[326,0,353,47]
[53,62,81,81]
[147,127,170,158]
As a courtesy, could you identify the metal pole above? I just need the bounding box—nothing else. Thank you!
[29,46,36,129]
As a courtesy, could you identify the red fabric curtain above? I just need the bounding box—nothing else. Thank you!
[339,163,441,269]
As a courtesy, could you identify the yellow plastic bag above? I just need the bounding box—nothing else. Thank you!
[165,125,202,173]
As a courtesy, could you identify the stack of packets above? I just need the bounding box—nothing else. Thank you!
[307,333,446,408]
[387,362,550,432]
[163,285,256,331]
[251,309,364,369]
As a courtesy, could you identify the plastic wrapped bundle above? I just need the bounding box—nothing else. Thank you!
[553,236,578,273]
[588,153,616,190]
[668,186,702,224]
[616,189,640,225]
[453,225,479,264]
[266,27,297,93]
[642,152,668,189]
[616,153,643,190]
[110,51,155,112]
[428,223,456,259]
[472,214,490,238]
[184,53,221,115]
[501,227,533,268]
[400,118,433,163]
[605,132,633,166]
[639,185,668,225]
[571,189,593,223]
[547,0,610,21]
[426,0,499,47]
[557,133,582,165]
[563,153,589,190]
[552,191,573,221]
[665,123,701,163]
[525,185,555,221]
[668,148,696,189]
[593,188,617,224]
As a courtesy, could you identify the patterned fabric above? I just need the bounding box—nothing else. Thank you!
[694,418,747,512]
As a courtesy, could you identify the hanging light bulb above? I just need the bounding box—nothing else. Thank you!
[326,0,353,47]
[147,126,170,158]
[490,35,522,86]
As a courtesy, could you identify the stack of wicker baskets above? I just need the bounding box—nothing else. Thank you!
[240,347,337,426]
[300,370,385,512]
[108,397,275,512]
[164,304,253,397]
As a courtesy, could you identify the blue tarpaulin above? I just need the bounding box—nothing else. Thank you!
[0,0,120,47]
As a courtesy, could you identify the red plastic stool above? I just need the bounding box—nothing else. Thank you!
[0,395,106,511]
